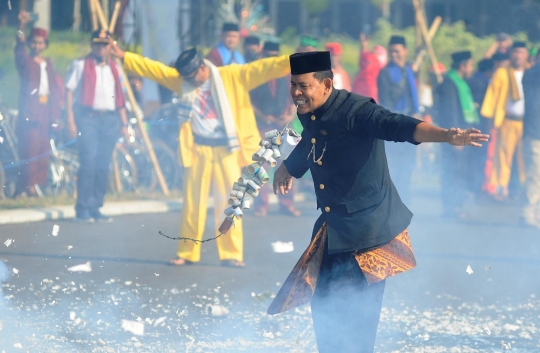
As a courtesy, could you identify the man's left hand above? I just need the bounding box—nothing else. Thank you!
[446,127,490,147]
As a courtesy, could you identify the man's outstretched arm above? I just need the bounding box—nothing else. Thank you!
[110,39,183,94]
[413,122,490,147]
[232,55,290,91]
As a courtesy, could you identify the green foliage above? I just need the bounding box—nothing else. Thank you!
[301,0,331,15]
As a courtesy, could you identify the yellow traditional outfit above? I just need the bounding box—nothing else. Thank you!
[481,66,527,193]
[123,52,290,262]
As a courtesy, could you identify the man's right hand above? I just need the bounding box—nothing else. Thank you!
[18,11,30,26]
[109,38,125,59]
[273,163,294,195]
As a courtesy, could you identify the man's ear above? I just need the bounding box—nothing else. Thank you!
[324,78,333,91]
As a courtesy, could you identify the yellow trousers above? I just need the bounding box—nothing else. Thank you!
[490,119,526,189]
[177,144,243,262]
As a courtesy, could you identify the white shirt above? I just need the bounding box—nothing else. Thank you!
[65,58,120,111]
[505,70,525,117]
[38,61,50,96]
[333,73,344,90]
[189,79,225,139]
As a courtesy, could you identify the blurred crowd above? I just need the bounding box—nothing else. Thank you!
[5,12,540,229]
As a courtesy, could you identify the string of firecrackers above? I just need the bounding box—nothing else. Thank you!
[159,120,301,243]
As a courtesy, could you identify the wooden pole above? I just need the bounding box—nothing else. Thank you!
[411,16,442,72]
[87,0,98,31]
[102,0,110,23]
[92,0,171,195]
[73,0,82,32]
[412,0,442,83]
[109,1,121,33]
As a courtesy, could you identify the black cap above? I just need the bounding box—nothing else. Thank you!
[222,22,239,32]
[244,36,260,46]
[389,35,406,47]
[478,59,494,72]
[174,48,204,77]
[451,51,472,63]
[492,52,509,61]
[512,41,527,49]
[92,29,112,43]
[263,41,280,52]
[290,51,331,75]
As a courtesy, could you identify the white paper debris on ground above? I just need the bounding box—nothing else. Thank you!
[484,327,491,335]
[65,246,73,251]
[67,262,92,272]
[69,311,76,320]
[4,239,13,247]
[121,320,145,336]
[466,265,473,275]
[30,88,37,95]
[0,136,3,143]
[52,225,60,236]
[12,268,18,275]
[485,265,491,271]
[14,343,22,349]
[271,241,294,253]
[207,305,229,317]
[263,331,274,339]
[501,340,512,350]
[98,338,106,346]
[154,317,167,327]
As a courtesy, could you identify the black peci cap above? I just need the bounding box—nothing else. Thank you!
[222,22,239,32]
[451,51,472,63]
[512,41,527,49]
[244,36,260,46]
[290,51,331,75]
[389,35,406,47]
[174,48,204,77]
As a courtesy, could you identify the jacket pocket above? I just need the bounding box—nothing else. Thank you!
[345,190,384,213]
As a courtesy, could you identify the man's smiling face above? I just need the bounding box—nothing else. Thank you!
[290,73,332,114]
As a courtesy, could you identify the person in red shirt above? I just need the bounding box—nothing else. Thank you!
[14,11,62,197]
[352,33,387,102]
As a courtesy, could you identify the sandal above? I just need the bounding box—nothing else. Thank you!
[221,259,245,268]
[170,257,193,266]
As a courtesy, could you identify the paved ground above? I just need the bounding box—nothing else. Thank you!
[0,185,539,352]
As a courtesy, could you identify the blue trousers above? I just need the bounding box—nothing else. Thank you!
[75,111,119,215]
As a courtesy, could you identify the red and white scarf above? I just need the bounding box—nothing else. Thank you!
[80,55,125,109]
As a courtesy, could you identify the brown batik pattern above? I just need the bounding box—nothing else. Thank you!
[354,229,416,284]
[267,223,327,315]
[268,225,416,315]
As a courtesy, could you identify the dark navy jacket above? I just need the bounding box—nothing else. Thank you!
[284,88,422,254]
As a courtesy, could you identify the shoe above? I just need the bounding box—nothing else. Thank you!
[75,210,95,224]
[90,210,113,223]
[221,259,245,268]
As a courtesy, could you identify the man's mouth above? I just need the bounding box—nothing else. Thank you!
[295,100,308,106]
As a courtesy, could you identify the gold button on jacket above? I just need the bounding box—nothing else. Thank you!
[320,184,325,190]
[311,115,316,121]
[325,206,331,212]
[311,138,316,144]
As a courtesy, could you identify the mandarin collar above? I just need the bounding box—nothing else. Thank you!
[299,88,338,120]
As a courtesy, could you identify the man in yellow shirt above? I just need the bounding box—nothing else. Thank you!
[481,41,528,200]
[110,43,290,267]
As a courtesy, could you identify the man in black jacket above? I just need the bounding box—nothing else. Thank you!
[433,51,478,217]
[273,51,488,352]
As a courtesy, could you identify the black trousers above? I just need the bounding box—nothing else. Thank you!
[75,111,119,215]
[311,250,386,353]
